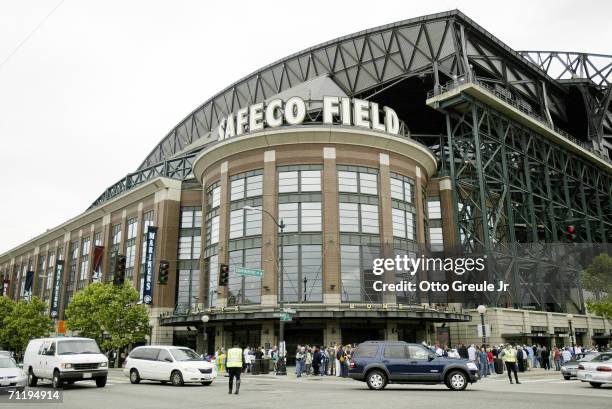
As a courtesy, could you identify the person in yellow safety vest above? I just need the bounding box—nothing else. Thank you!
[225,341,245,395]
[500,344,521,384]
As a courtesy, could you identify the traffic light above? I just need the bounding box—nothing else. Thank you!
[158,260,169,285]
[113,254,126,286]
[219,263,229,286]
[566,225,577,242]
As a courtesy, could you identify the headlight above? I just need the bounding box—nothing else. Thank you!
[61,363,72,369]
[185,367,199,373]
[100,362,108,367]
[466,362,478,370]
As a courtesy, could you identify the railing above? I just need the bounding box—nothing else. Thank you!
[427,76,612,165]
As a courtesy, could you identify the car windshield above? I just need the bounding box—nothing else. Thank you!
[170,348,202,362]
[0,358,17,368]
[58,340,101,355]
[577,354,597,362]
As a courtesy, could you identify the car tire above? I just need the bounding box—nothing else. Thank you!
[445,370,468,391]
[201,381,213,386]
[52,370,63,389]
[28,368,38,387]
[171,370,184,386]
[589,382,602,388]
[96,377,107,388]
[563,375,571,380]
[130,369,141,384]
[365,369,387,390]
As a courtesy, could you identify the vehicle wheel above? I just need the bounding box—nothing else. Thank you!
[130,369,141,384]
[96,377,107,388]
[28,368,38,387]
[590,382,602,388]
[446,370,468,391]
[171,371,184,386]
[365,370,387,390]
[52,370,63,389]
[201,381,213,386]
[563,375,571,380]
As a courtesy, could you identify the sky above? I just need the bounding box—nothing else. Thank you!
[1,0,611,253]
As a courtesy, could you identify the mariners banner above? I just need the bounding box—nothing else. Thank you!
[142,226,158,304]
[50,260,64,318]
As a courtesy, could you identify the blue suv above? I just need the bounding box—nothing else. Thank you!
[348,341,479,391]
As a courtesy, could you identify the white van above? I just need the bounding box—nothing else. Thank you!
[123,345,216,386]
[23,337,108,388]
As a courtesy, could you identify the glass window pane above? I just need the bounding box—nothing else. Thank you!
[338,171,358,193]
[339,203,359,232]
[428,200,441,219]
[279,203,298,233]
[359,173,378,195]
[404,182,412,203]
[392,208,406,238]
[211,186,221,208]
[211,216,220,244]
[246,175,263,197]
[341,245,361,302]
[245,210,262,236]
[360,204,379,234]
[300,171,321,192]
[281,245,299,302]
[301,245,322,302]
[407,212,415,240]
[229,209,244,239]
[231,178,245,201]
[390,178,404,200]
[278,171,298,193]
[300,202,321,232]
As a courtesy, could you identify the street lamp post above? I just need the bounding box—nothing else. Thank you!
[243,206,286,375]
[477,305,487,346]
[567,314,575,355]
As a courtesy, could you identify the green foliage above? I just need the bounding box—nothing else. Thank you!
[582,253,612,317]
[65,283,150,351]
[0,297,16,348]
[1,297,53,354]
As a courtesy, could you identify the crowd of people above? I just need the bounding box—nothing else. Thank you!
[294,344,355,377]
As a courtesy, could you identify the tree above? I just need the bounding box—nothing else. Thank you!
[0,297,16,349]
[65,283,150,358]
[1,297,53,355]
[581,253,612,317]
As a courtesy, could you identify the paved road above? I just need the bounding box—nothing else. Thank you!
[3,369,610,409]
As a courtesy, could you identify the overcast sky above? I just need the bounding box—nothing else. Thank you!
[1,0,610,253]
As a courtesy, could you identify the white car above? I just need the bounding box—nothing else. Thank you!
[577,351,612,388]
[23,337,108,389]
[0,357,26,391]
[124,346,216,386]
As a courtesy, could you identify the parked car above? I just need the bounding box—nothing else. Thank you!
[0,356,26,392]
[0,351,14,358]
[23,337,108,389]
[348,341,479,391]
[124,346,216,386]
[577,351,612,388]
[561,352,597,380]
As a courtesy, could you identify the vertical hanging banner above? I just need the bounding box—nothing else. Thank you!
[24,271,34,300]
[50,260,64,318]
[142,226,158,304]
[92,246,104,283]
[2,278,9,296]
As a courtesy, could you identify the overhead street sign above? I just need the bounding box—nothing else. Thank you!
[235,267,264,277]
[283,308,296,314]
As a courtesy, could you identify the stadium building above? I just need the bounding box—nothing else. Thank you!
[1,10,611,353]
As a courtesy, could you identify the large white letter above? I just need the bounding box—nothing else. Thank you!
[341,97,351,125]
[236,107,249,135]
[384,107,399,134]
[265,99,283,128]
[370,102,386,132]
[323,96,340,124]
[284,96,306,125]
[224,113,236,138]
[217,117,227,141]
[249,102,264,132]
[353,98,370,129]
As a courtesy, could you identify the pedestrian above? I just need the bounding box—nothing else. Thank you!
[500,344,521,384]
[517,346,525,372]
[561,347,571,363]
[243,346,252,373]
[467,344,476,363]
[553,347,561,371]
[312,346,321,376]
[336,345,347,377]
[458,343,468,360]
[540,346,550,370]
[295,345,305,377]
[526,345,533,371]
[479,345,488,377]
[225,341,245,395]
[487,348,494,375]
[305,346,313,375]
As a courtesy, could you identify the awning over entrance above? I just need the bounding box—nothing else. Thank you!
[160,304,471,327]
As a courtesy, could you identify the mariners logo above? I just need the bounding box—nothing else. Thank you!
[144,295,152,304]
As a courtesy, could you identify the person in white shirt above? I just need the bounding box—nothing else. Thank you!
[468,344,477,362]
[561,348,572,363]
[243,346,252,373]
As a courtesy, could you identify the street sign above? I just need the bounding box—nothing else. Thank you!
[283,308,296,314]
[280,313,292,322]
[235,267,264,277]
[477,324,491,338]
